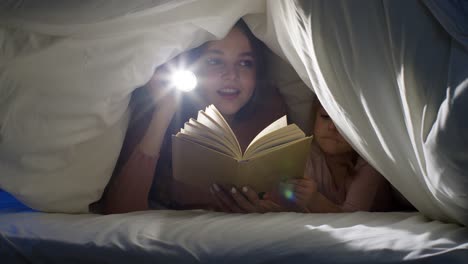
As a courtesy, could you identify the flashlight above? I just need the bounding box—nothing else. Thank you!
[171,70,197,92]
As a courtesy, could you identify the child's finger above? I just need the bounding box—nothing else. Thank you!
[289,178,314,188]
[292,193,308,203]
[293,185,314,195]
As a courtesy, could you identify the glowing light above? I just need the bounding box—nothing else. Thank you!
[171,70,197,92]
[284,189,294,200]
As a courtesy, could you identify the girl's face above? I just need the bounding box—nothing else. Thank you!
[195,27,257,119]
[314,106,354,155]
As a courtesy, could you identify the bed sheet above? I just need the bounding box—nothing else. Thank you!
[0,210,467,263]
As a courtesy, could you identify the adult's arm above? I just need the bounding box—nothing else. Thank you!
[102,106,175,214]
[103,66,179,214]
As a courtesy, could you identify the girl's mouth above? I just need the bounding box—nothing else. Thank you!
[217,87,240,99]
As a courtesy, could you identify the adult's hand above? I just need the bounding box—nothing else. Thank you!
[147,59,182,114]
[210,184,285,213]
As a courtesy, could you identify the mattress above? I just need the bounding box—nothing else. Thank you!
[0,209,467,263]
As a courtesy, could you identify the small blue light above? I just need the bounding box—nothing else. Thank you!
[284,189,294,200]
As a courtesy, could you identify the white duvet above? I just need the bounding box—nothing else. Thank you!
[0,210,467,263]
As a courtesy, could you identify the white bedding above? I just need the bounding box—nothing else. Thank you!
[0,210,467,263]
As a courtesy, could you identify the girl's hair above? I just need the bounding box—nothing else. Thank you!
[312,98,359,163]
[232,19,268,121]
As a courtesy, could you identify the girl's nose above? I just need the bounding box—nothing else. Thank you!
[221,65,239,80]
[328,121,337,131]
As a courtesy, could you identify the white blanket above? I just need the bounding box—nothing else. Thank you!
[0,210,467,263]
[258,0,468,225]
[0,0,265,213]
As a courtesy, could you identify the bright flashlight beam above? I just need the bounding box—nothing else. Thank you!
[171,70,197,92]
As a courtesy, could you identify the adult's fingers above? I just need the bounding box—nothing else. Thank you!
[241,186,261,204]
[211,184,244,213]
[259,200,286,212]
[229,187,260,213]
[210,186,232,212]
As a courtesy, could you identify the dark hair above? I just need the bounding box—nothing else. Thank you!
[231,19,268,121]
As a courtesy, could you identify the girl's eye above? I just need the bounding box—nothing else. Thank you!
[239,60,254,68]
[320,114,330,120]
[206,58,222,66]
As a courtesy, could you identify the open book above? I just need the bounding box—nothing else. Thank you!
[172,105,313,192]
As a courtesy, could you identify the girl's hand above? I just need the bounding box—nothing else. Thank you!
[138,58,185,158]
[210,184,286,213]
[289,178,318,211]
[265,178,318,212]
[148,62,181,115]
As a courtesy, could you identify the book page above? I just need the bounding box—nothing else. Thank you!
[176,132,235,157]
[180,119,236,157]
[205,105,242,155]
[245,136,312,160]
[246,125,299,151]
[196,110,224,135]
[244,132,307,159]
[244,124,305,159]
[197,109,242,159]
[185,119,231,148]
[247,116,287,150]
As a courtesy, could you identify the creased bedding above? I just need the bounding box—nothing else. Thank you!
[0,210,467,263]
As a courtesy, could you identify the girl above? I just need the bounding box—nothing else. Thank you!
[212,100,394,213]
[101,20,286,214]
